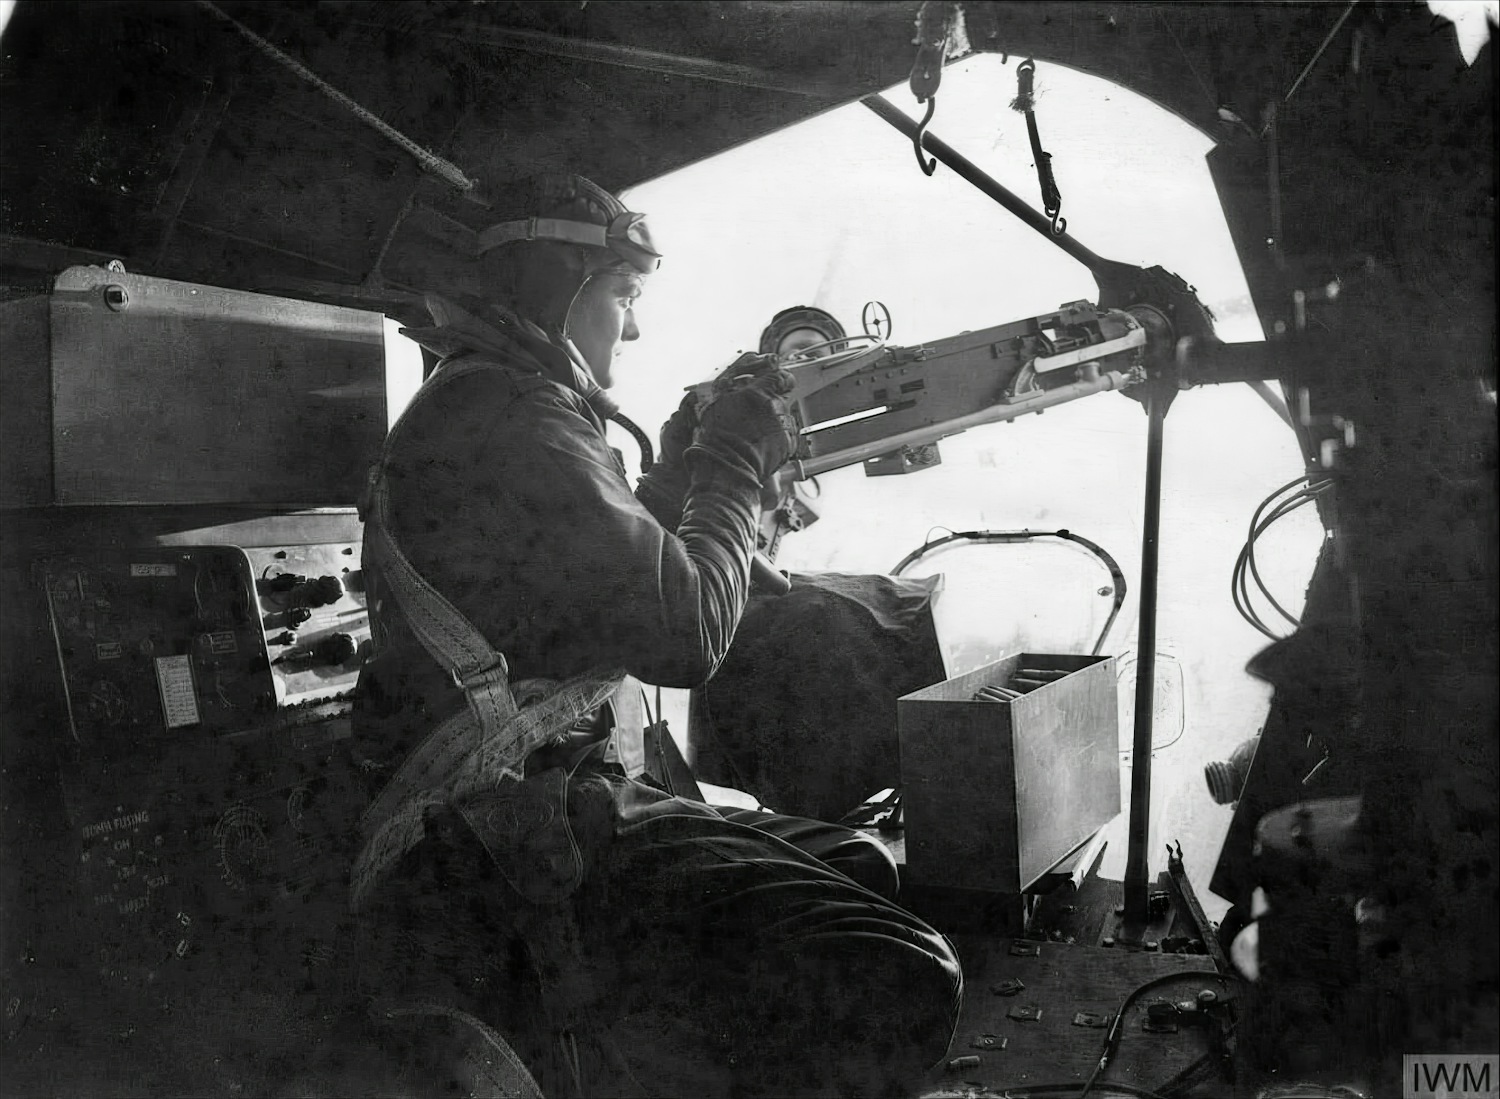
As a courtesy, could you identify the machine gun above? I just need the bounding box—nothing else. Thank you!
[703,266,1225,593]
[783,296,1161,480]
[699,268,1223,488]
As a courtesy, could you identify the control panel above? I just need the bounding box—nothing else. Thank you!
[243,540,369,706]
[32,546,362,990]
[43,547,276,743]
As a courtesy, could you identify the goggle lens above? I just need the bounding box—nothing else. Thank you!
[608,212,661,272]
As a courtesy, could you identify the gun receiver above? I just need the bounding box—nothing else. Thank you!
[782,300,1159,479]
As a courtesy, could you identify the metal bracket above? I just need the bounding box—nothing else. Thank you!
[1072,1011,1114,1029]
[1165,841,1230,973]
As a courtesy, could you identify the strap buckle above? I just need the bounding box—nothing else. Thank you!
[453,655,510,694]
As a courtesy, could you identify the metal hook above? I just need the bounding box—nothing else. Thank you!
[1015,57,1036,107]
[913,97,937,176]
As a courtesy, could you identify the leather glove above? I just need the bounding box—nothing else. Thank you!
[656,391,700,470]
[687,368,799,488]
[635,392,699,527]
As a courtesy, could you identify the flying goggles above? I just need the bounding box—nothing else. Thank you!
[476,211,661,273]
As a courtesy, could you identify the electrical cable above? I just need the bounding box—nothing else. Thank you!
[1077,971,1238,1099]
[1151,1051,1220,1099]
[891,529,1127,656]
[1231,548,1277,640]
[1231,475,1332,639]
[610,411,655,473]
[1245,476,1320,623]
[1234,540,1277,638]
[996,1083,1171,1099]
[1242,496,1318,631]
[1232,476,1328,636]
[1247,482,1330,627]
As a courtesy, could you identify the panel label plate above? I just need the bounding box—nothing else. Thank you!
[154,655,200,728]
[131,563,178,578]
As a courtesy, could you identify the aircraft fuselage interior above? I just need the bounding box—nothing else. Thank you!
[1,3,1495,1097]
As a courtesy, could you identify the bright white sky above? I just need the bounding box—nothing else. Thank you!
[616,55,1324,899]
[617,53,1262,414]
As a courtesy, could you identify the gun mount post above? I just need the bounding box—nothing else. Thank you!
[1123,386,1170,928]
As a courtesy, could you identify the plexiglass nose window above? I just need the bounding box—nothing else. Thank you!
[618,55,1323,901]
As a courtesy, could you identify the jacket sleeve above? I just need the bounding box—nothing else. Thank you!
[634,462,688,531]
[502,389,764,688]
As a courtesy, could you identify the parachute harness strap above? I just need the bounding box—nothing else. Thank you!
[351,356,623,910]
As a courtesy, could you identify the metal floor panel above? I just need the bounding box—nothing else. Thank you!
[917,937,1226,1098]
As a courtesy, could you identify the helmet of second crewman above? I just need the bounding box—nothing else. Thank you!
[758,305,847,360]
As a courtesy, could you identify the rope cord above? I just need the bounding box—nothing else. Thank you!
[195,0,478,192]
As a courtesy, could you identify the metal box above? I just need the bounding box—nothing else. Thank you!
[898,652,1121,893]
[45,265,395,506]
[0,294,52,507]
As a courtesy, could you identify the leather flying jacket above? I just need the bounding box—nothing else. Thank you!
[355,295,765,762]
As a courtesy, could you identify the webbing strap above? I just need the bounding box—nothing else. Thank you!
[351,353,625,910]
[350,662,620,911]
[365,479,522,742]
